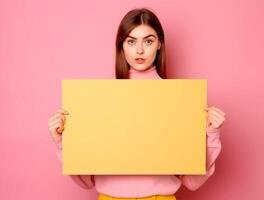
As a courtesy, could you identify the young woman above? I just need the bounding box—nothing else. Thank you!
[48,8,226,200]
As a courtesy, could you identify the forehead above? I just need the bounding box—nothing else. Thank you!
[128,24,157,38]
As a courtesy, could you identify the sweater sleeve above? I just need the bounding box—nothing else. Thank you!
[178,127,222,191]
[53,136,95,189]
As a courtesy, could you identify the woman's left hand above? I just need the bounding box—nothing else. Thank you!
[204,106,226,129]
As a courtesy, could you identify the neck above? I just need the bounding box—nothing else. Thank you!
[128,65,161,79]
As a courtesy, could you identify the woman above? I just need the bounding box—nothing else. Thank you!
[48,8,226,200]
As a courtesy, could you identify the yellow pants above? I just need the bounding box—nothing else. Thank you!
[98,193,176,200]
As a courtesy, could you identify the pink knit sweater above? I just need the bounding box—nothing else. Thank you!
[54,65,222,198]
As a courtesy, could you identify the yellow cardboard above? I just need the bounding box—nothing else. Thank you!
[62,79,207,175]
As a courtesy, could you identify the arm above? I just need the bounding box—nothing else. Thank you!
[178,127,222,191]
[53,137,95,189]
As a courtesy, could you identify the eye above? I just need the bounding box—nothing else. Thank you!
[127,40,136,45]
[145,39,153,45]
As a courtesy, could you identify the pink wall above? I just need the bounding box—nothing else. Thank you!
[0,0,263,199]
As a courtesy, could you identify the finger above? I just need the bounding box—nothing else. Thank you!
[50,123,64,134]
[56,126,64,133]
[48,109,69,122]
[209,119,221,129]
[57,108,69,115]
[48,117,64,127]
[206,117,210,127]
[208,113,223,124]
[211,106,225,116]
[48,112,63,123]
[208,110,225,121]
[58,114,66,122]
[208,114,223,122]
[50,122,64,134]
[48,113,66,123]
[49,121,63,132]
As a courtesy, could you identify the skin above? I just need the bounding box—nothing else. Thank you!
[122,24,161,71]
[204,106,226,130]
[48,25,226,140]
[48,108,68,141]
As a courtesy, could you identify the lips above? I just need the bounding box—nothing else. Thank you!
[135,58,145,64]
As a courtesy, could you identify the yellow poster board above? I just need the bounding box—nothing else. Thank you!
[62,79,207,175]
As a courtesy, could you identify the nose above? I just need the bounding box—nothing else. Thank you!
[136,42,144,54]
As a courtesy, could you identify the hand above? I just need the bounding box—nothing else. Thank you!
[48,108,69,142]
[204,106,226,130]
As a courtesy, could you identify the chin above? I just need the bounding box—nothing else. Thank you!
[131,64,151,71]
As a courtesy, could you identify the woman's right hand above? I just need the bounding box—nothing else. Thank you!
[48,108,69,142]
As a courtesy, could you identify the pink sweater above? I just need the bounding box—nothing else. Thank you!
[54,65,222,198]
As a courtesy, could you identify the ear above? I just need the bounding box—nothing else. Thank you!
[158,42,161,50]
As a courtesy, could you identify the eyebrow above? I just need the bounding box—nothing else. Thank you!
[127,34,156,39]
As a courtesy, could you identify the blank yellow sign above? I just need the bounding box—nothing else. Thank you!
[62,79,207,175]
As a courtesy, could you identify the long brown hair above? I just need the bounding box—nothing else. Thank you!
[115,8,167,79]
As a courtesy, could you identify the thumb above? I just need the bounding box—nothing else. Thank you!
[203,105,209,111]
[206,115,211,127]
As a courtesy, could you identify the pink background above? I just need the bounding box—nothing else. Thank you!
[0,0,263,199]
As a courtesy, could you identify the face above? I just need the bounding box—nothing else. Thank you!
[122,24,161,71]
